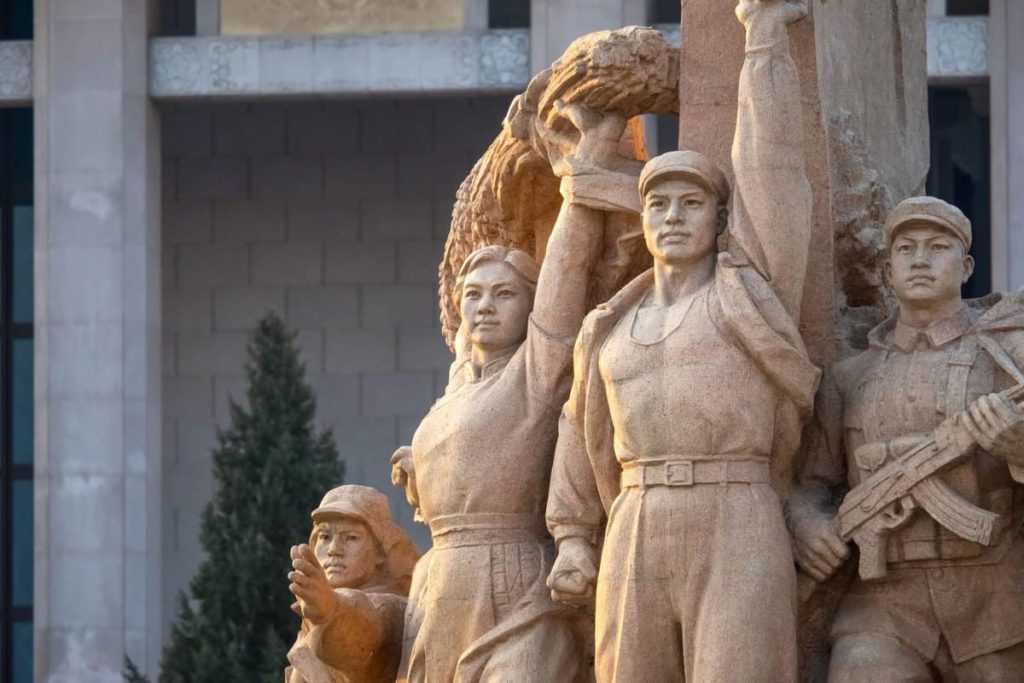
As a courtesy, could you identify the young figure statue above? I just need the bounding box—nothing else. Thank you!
[285,485,419,683]
[387,95,632,681]
[790,196,1024,682]
[544,1,816,681]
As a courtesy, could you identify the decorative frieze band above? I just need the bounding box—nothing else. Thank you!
[0,18,990,104]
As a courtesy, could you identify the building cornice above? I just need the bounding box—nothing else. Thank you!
[0,17,989,104]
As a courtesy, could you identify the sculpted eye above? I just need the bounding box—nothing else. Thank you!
[498,289,517,299]
[464,289,481,299]
[685,199,702,208]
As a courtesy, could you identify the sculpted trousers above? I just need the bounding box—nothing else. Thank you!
[829,635,1024,683]
[595,484,798,683]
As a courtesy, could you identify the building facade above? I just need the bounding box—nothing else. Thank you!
[0,0,1018,680]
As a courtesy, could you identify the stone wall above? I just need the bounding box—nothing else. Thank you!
[160,96,510,634]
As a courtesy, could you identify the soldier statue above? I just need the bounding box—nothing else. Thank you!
[285,485,419,683]
[790,196,1024,682]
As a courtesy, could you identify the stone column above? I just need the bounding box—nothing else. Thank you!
[33,0,163,680]
[196,0,221,36]
[678,0,929,362]
[530,0,650,74]
[990,0,1024,290]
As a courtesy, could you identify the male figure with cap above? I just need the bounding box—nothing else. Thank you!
[545,1,817,680]
[286,485,419,683]
[790,195,1024,682]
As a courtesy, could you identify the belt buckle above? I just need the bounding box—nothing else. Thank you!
[664,461,694,486]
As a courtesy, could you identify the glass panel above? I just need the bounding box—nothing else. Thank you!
[13,479,33,607]
[489,0,529,28]
[12,338,32,464]
[13,621,33,683]
[12,205,33,324]
[654,0,681,24]
[11,108,32,205]
[927,85,991,298]
[948,0,989,15]
[0,0,33,40]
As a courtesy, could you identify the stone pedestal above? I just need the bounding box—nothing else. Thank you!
[34,0,163,679]
[678,0,929,362]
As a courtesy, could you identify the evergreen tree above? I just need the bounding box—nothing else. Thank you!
[159,312,344,683]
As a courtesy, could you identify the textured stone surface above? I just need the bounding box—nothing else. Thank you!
[149,30,531,99]
[0,40,31,103]
[678,1,926,678]
[35,1,164,678]
[223,0,466,36]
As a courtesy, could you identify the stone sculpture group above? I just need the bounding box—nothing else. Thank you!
[285,2,1024,681]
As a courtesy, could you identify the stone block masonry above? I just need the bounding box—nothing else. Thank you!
[161,96,510,639]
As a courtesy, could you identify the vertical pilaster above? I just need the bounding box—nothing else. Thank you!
[990,0,1024,290]
[34,0,163,679]
[529,0,650,74]
[196,0,221,36]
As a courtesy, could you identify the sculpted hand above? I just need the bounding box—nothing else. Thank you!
[288,544,338,625]
[547,537,598,604]
[789,509,849,582]
[390,446,420,514]
[536,100,628,177]
[962,393,1024,467]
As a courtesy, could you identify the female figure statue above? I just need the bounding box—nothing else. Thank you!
[390,102,630,681]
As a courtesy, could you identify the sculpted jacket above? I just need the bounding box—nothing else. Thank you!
[546,31,821,544]
[800,293,1024,663]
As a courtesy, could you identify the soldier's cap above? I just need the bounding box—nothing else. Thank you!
[312,484,407,552]
[638,150,731,205]
[885,196,972,251]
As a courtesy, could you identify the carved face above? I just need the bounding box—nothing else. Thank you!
[642,177,720,267]
[886,224,973,308]
[460,261,532,356]
[313,516,384,589]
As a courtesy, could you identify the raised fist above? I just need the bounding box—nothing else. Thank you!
[535,100,629,177]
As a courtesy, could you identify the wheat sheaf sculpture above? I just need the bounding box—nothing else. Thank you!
[437,26,680,349]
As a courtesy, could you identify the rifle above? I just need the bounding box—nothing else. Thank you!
[837,383,1024,581]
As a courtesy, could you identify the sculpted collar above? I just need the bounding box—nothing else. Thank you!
[456,348,516,383]
[870,304,973,352]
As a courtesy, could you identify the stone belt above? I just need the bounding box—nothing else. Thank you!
[429,512,548,548]
[620,456,771,489]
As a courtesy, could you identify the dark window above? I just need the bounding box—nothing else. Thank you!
[0,107,33,683]
[654,0,682,24]
[489,0,530,29]
[0,0,31,39]
[656,115,680,155]
[927,85,991,298]
[160,0,197,36]
[948,0,989,16]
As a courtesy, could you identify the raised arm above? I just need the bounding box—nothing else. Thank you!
[531,103,638,340]
[730,0,812,323]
